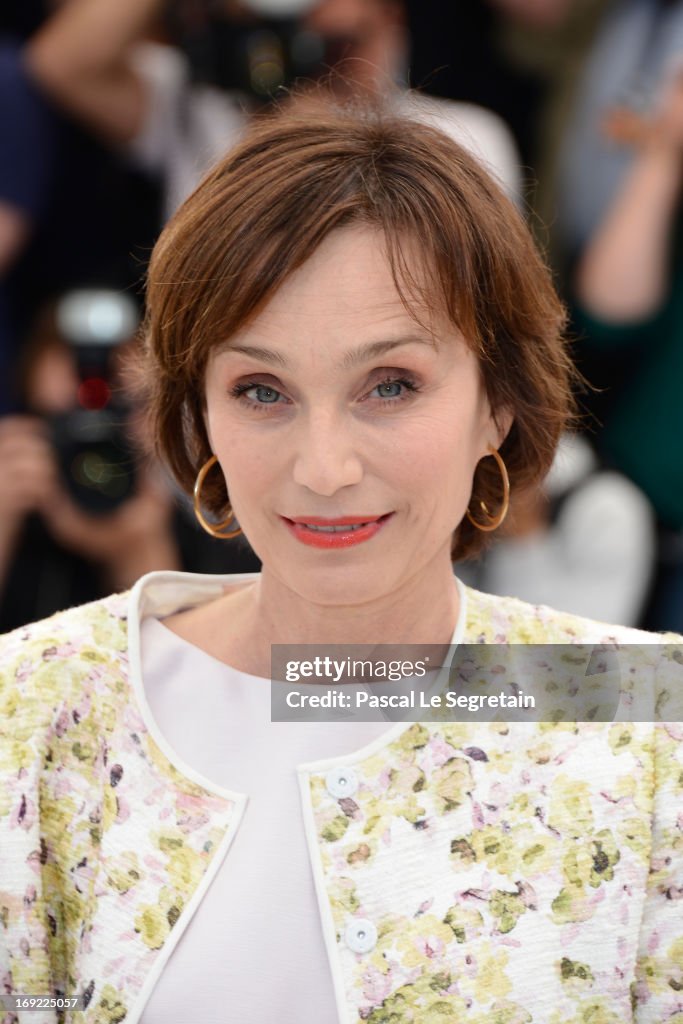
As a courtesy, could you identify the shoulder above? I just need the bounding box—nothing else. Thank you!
[462,581,683,646]
[462,583,683,724]
[0,591,131,721]
[1,589,129,656]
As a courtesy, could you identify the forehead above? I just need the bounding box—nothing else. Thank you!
[216,224,458,355]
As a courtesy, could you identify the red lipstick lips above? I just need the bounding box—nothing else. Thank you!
[282,513,393,549]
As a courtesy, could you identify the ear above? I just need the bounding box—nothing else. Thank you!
[480,405,513,459]
[493,407,514,451]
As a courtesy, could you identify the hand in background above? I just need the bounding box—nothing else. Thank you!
[0,412,181,593]
[603,67,683,152]
[578,65,683,323]
[0,416,59,522]
[0,415,60,585]
[38,460,181,589]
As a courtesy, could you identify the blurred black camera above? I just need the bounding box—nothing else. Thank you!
[167,0,326,102]
[51,290,140,515]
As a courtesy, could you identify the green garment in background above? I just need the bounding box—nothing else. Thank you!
[574,283,683,531]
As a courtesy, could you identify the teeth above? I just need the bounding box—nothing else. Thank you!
[304,522,370,532]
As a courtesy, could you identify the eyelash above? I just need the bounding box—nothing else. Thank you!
[229,375,421,411]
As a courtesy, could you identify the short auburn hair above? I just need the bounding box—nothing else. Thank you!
[142,94,579,562]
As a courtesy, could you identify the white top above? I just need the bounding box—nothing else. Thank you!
[127,42,522,220]
[138,577,466,1022]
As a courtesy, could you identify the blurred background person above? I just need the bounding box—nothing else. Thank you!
[0,6,59,413]
[417,0,665,627]
[455,431,657,627]
[555,0,683,270]
[0,290,180,631]
[443,0,683,633]
[0,289,260,633]
[1,1,271,631]
[405,0,614,232]
[407,0,588,170]
[0,0,162,413]
[23,0,522,220]
[573,62,683,632]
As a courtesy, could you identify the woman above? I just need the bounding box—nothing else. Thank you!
[1,98,681,1024]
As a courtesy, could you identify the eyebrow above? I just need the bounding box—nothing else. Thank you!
[221,335,436,370]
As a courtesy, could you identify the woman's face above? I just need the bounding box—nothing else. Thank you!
[204,225,510,605]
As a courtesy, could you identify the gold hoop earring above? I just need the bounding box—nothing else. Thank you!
[466,444,510,532]
[193,455,242,539]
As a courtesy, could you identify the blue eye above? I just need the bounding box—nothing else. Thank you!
[371,378,419,402]
[375,380,404,399]
[231,381,285,406]
[249,385,281,404]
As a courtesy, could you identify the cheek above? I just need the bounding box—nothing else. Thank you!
[208,414,278,501]
[386,406,481,476]
[412,445,474,506]
[394,409,484,521]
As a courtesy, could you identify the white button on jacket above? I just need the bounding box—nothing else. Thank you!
[325,766,359,799]
[344,919,378,954]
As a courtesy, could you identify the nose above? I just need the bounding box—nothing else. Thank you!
[292,410,364,496]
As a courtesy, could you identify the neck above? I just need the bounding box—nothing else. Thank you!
[206,550,462,678]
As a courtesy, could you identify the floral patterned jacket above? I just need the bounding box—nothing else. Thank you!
[1,570,682,1024]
